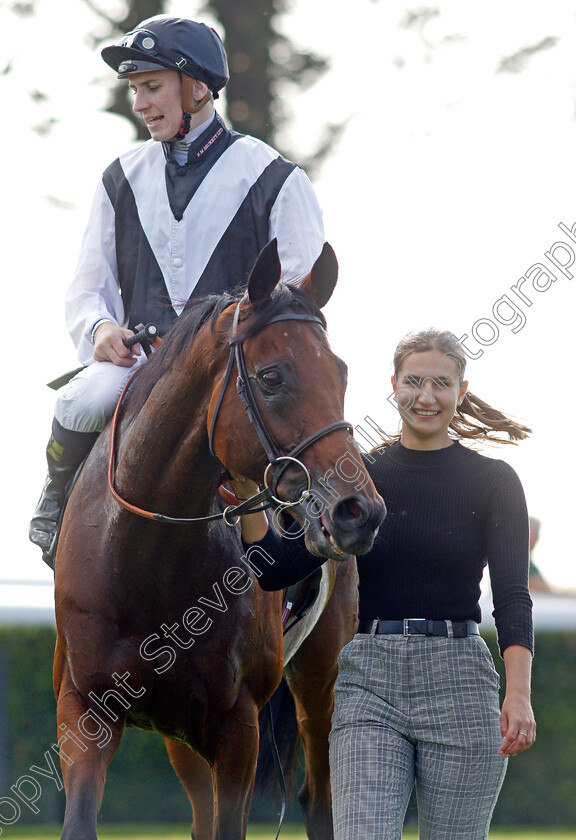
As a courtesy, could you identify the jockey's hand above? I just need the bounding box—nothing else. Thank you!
[93,322,141,367]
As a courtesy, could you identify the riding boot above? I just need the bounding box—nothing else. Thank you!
[29,420,98,566]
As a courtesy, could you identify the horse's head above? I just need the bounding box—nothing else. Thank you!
[208,240,386,559]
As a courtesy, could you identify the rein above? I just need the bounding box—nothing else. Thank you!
[107,374,269,526]
[108,299,352,526]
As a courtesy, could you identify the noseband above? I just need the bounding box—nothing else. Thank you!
[109,298,352,525]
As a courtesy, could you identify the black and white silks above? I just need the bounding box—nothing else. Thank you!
[66,113,324,365]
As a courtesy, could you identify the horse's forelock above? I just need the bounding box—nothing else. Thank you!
[236,283,326,343]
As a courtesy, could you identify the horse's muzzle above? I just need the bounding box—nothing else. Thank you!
[302,491,386,559]
[328,493,386,555]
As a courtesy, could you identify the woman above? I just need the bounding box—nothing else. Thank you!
[232,328,535,840]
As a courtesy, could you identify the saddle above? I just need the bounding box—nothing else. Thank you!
[282,570,322,633]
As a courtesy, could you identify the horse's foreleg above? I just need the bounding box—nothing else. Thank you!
[164,738,214,840]
[54,654,124,840]
[211,695,260,840]
[286,559,359,840]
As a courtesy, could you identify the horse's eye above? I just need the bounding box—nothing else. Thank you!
[260,370,282,388]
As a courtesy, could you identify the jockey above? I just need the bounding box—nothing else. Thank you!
[29,15,325,566]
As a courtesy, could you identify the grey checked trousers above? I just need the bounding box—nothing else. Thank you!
[329,631,507,840]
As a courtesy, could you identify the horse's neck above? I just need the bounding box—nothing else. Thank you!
[115,371,221,519]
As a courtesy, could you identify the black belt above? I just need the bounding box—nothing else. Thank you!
[357,618,479,638]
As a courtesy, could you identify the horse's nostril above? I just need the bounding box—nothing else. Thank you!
[333,496,369,528]
[344,498,362,519]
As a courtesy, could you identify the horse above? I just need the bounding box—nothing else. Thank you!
[52,239,386,840]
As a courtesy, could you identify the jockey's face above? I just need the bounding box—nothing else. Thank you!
[129,70,183,141]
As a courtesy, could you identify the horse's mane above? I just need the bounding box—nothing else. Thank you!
[122,282,326,418]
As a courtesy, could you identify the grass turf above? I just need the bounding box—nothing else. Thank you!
[3,826,575,839]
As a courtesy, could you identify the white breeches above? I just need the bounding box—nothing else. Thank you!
[54,356,148,434]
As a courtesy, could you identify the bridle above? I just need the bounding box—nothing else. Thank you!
[108,297,352,526]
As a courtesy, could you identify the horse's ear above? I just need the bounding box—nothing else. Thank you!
[247,239,282,304]
[299,243,338,309]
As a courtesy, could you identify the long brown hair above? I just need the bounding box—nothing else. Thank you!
[381,329,531,447]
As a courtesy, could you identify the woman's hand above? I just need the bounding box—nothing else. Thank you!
[498,644,536,757]
[229,475,260,503]
[93,322,141,366]
[229,474,269,544]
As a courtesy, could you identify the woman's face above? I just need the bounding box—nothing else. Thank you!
[129,70,183,141]
[392,348,468,449]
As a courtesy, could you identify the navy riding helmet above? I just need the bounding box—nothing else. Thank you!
[101,16,229,98]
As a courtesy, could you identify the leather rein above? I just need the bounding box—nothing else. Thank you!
[108,299,352,526]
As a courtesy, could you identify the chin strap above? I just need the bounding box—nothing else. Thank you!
[177,75,213,138]
[176,111,192,139]
[182,74,212,110]
[175,95,213,139]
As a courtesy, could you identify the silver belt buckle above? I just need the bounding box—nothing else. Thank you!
[403,617,425,635]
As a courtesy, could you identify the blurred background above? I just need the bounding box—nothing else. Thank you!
[0,0,575,831]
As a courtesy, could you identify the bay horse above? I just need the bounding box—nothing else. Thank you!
[52,240,385,840]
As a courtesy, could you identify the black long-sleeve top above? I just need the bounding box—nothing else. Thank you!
[247,441,533,655]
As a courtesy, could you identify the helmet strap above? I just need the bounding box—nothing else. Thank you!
[181,74,212,114]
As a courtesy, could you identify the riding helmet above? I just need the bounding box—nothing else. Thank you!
[101,16,229,98]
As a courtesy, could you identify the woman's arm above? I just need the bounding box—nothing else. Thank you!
[498,644,536,757]
[486,462,534,656]
[230,476,326,591]
[483,464,535,757]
